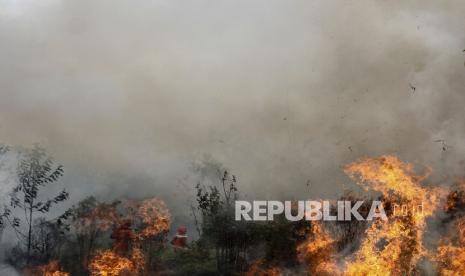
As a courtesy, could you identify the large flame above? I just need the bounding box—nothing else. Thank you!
[343,155,440,275]
[435,218,465,275]
[297,222,340,275]
[137,198,171,238]
[88,250,134,276]
[435,181,465,276]
[88,240,147,276]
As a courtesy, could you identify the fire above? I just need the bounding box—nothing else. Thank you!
[344,218,415,275]
[75,202,120,233]
[245,260,282,276]
[444,180,465,215]
[343,155,441,275]
[129,239,146,275]
[25,260,69,276]
[88,197,171,275]
[137,198,171,237]
[344,155,439,218]
[435,181,465,276]
[297,222,340,275]
[259,156,460,275]
[435,218,465,275]
[39,260,69,276]
[88,250,135,276]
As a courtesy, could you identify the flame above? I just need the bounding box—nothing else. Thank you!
[76,203,120,233]
[344,155,439,218]
[343,155,441,275]
[129,240,146,275]
[245,260,282,276]
[24,260,69,276]
[435,218,465,275]
[88,197,171,275]
[435,181,465,276]
[89,250,136,276]
[137,198,171,237]
[88,240,146,276]
[39,260,69,276]
[444,180,465,215]
[297,222,340,275]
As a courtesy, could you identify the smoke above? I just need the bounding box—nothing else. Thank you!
[0,264,20,276]
[0,146,16,245]
[0,0,464,223]
[0,147,17,274]
[0,147,16,202]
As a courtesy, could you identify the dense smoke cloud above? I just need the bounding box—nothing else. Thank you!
[0,0,464,223]
[0,264,20,276]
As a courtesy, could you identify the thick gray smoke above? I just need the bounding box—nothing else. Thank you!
[0,0,464,223]
[0,264,20,276]
[0,147,15,203]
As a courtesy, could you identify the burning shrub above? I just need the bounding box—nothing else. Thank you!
[137,198,171,238]
[297,222,340,275]
[435,218,465,275]
[85,197,171,275]
[444,181,465,218]
[88,250,134,276]
[435,182,465,275]
[245,259,282,276]
[24,260,69,276]
[343,156,442,275]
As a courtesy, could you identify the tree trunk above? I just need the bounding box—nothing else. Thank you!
[27,205,33,264]
[0,226,4,244]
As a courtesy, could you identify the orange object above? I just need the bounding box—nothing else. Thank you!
[170,226,188,249]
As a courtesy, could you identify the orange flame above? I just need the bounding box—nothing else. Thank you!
[343,155,440,275]
[137,198,171,238]
[89,250,136,276]
[88,197,170,275]
[25,260,70,276]
[435,180,465,276]
[245,259,282,276]
[435,218,465,275]
[76,203,120,233]
[297,222,340,275]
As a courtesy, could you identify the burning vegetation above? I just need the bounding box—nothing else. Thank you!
[1,146,465,275]
[255,156,465,275]
[343,156,440,275]
[86,197,170,276]
[136,198,171,238]
[297,222,339,275]
[434,181,465,276]
[434,218,465,276]
[24,260,69,276]
[88,250,135,276]
[245,259,282,276]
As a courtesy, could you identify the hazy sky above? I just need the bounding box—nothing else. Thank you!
[1,0,465,221]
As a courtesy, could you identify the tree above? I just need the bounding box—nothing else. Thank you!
[195,170,260,274]
[0,144,10,243]
[30,217,68,263]
[66,196,120,274]
[8,145,69,264]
